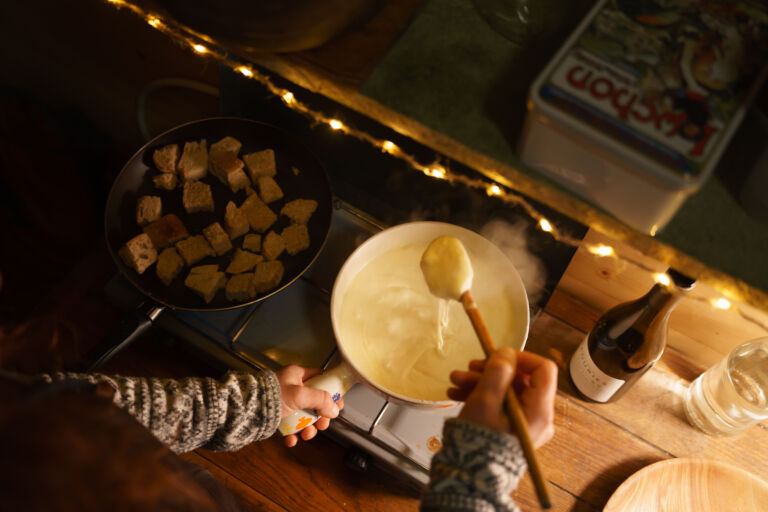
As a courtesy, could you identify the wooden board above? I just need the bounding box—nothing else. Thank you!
[526,313,768,481]
[194,435,422,512]
[555,230,768,369]
[180,452,289,512]
[604,458,768,512]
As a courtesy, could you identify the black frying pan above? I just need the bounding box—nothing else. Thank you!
[83,117,332,370]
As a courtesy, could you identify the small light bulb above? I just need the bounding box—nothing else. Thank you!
[428,167,446,179]
[329,119,343,130]
[589,244,615,257]
[282,92,295,104]
[487,184,502,196]
[712,298,731,310]
[237,66,253,77]
[539,219,553,232]
[654,273,671,286]
[192,44,208,54]
[382,141,397,153]
[147,16,162,28]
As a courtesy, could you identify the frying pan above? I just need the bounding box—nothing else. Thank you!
[83,117,332,370]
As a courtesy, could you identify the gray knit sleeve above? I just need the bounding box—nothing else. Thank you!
[42,370,282,453]
[421,418,527,512]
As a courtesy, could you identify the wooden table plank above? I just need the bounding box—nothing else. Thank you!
[527,313,768,483]
[538,394,668,508]
[180,452,289,512]
[196,435,421,512]
[555,230,768,369]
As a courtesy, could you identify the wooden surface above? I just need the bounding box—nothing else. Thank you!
[603,458,768,512]
[3,0,768,511]
[29,238,764,512]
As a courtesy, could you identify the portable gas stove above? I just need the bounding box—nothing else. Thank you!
[106,199,540,486]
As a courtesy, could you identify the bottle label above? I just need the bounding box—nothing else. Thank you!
[570,337,625,402]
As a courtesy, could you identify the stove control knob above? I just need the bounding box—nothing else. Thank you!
[344,447,371,473]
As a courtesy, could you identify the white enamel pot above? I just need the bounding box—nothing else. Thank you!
[279,221,530,435]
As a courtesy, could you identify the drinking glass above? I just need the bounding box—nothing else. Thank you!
[683,339,768,436]
[472,0,568,46]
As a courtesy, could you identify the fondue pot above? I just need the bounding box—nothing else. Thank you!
[280,221,530,435]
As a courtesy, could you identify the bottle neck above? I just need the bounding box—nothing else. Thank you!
[625,284,686,369]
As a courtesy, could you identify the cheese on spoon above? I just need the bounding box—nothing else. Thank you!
[420,236,473,301]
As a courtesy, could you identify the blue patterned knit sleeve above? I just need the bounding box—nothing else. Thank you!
[421,418,527,512]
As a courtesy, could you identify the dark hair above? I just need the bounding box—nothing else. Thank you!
[0,385,220,512]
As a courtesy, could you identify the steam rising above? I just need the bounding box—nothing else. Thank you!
[480,219,547,306]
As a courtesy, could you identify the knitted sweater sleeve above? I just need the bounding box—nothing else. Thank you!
[420,418,527,512]
[42,370,282,453]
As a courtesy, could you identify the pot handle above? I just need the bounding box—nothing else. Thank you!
[279,363,356,436]
[79,301,164,372]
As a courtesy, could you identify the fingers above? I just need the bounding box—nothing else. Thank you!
[284,434,298,448]
[290,386,339,419]
[277,365,323,386]
[300,425,318,441]
[514,352,558,448]
[473,350,515,404]
[468,359,486,373]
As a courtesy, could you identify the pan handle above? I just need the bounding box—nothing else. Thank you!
[80,301,165,372]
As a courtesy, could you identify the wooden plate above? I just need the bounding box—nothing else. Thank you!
[605,458,768,512]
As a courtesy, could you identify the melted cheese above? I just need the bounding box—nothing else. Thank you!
[338,244,518,401]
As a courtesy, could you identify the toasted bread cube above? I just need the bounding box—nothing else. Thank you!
[153,173,177,191]
[242,233,261,252]
[280,199,318,225]
[185,270,226,303]
[153,144,178,173]
[210,151,244,182]
[253,260,284,294]
[257,176,283,204]
[243,149,276,181]
[183,181,214,214]
[225,168,251,193]
[241,194,277,233]
[225,273,255,301]
[176,235,215,266]
[226,248,263,274]
[177,140,208,181]
[142,214,189,250]
[137,196,162,227]
[262,231,285,260]
[118,233,157,275]
[203,222,233,256]
[156,247,184,286]
[282,224,310,255]
[210,136,242,157]
[190,264,220,274]
[224,201,249,240]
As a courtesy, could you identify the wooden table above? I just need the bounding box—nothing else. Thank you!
[59,235,763,512]
[4,1,766,510]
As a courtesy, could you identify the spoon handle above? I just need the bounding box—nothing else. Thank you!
[461,290,552,509]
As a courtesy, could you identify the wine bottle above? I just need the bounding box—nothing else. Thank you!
[569,269,695,403]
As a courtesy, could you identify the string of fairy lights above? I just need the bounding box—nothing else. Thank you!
[105,0,768,333]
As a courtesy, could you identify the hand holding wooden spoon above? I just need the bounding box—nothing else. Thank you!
[420,235,553,509]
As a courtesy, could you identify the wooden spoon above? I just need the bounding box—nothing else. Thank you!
[421,236,552,509]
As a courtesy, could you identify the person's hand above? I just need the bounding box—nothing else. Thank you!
[448,347,557,448]
[276,365,344,448]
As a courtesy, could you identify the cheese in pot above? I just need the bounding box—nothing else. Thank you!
[338,244,519,401]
